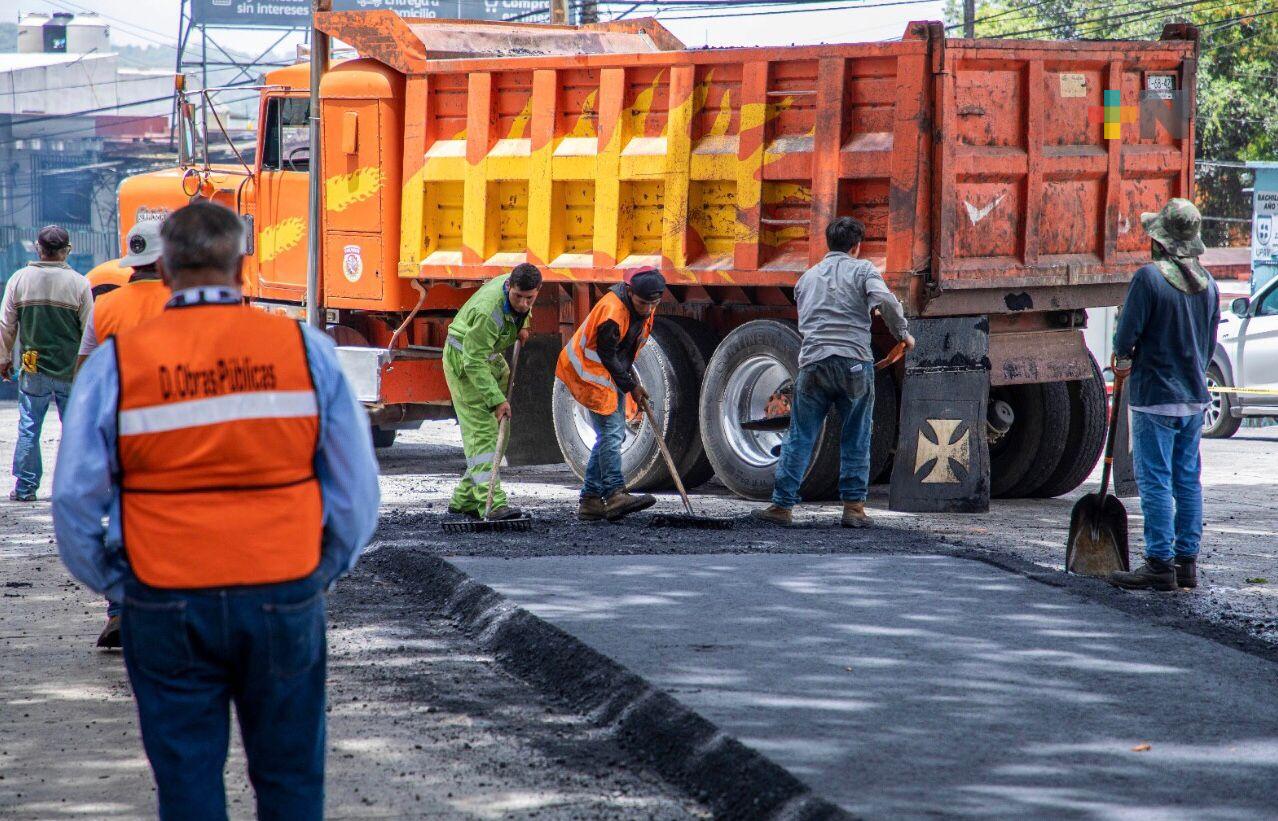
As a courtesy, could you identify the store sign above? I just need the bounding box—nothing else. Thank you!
[191,0,548,28]
[1255,190,1278,264]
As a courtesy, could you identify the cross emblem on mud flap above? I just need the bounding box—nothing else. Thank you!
[913,419,971,484]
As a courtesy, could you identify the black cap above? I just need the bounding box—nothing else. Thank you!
[36,225,70,252]
[627,268,666,301]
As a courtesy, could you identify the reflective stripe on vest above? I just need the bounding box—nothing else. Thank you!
[93,279,170,342]
[114,304,322,589]
[554,290,653,416]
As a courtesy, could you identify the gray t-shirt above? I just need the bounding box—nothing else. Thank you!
[794,252,910,368]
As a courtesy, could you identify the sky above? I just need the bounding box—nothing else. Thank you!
[0,0,951,57]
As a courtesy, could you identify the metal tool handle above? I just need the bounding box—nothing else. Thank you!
[1098,370,1126,499]
[483,340,522,519]
[631,370,696,516]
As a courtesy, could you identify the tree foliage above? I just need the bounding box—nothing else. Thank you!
[942,1,1278,244]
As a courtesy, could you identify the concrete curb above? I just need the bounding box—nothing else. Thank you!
[383,550,851,821]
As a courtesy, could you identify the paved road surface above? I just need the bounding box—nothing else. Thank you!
[453,553,1278,818]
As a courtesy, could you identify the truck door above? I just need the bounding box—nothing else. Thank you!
[256,96,311,300]
[1238,281,1278,408]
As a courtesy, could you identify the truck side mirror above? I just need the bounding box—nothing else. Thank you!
[1231,297,1250,317]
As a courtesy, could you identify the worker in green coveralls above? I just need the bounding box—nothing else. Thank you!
[443,263,542,521]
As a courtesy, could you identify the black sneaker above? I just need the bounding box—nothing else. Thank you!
[9,489,35,502]
[1174,557,1198,589]
[447,505,481,519]
[1109,558,1177,592]
[485,505,524,522]
[96,615,121,649]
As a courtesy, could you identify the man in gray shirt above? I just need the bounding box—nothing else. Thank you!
[752,216,913,527]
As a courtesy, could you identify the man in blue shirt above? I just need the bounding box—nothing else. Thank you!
[1109,198,1219,592]
[52,201,381,820]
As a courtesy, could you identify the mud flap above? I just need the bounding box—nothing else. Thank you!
[889,317,991,513]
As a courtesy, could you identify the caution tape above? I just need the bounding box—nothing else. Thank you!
[1208,386,1278,396]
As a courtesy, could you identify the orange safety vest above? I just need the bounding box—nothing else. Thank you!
[556,289,654,416]
[114,304,322,589]
[93,278,170,341]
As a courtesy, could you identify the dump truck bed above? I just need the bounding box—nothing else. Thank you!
[316,15,1197,316]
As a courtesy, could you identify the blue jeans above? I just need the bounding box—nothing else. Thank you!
[13,371,70,496]
[772,356,874,508]
[121,573,327,821]
[1131,410,1202,562]
[582,393,626,499]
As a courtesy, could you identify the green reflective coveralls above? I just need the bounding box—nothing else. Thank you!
[443,274,528,513]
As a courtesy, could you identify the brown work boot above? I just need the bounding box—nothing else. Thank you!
[578,495,606,522]
[96,615,121,649]
[841,502,871,529]
[750,504,792,526]
[604,490,656,521]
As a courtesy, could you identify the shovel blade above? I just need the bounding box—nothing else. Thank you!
[1067,493,1129,576]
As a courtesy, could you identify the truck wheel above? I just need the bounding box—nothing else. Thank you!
[698,320,839,501]
[1033,356,1107,498]
[1203,364,1240,439]
[989,383,1046,498]
[551,321,697,491]
[657,316,719,489]
[1003,381,1069,498]
[870,367,897,485]
[506,334,565,466]
[371,425,397,448]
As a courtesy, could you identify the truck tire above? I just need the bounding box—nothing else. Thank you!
[989,383,1046,498]
[699,319,840,501]
[371,425,397,448]
[1203,363,1240,439]
[657,316,719,489]
[506,334,565,466]
[551,320,697,491]
[870,367,898,485]
[1003,380,1069,498]
[1033,357,1107,498]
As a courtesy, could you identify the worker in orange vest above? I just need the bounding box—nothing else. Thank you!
[556,268,665,522]
[77,221,172,650]
[78,220,171,372]
[52,201,380,820]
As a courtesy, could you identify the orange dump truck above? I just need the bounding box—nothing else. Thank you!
[110,12,1199,511]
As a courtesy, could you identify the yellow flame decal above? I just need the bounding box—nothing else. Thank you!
[761,225,807,247]
[763,183,812,205]
[628,70,666,136]
[568,90,598,138]
[506,98,533,140]
[709,90,733,138]
[326,167,383,213]
[259,217,305,263]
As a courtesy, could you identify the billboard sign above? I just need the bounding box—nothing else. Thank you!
[191,0,550,28]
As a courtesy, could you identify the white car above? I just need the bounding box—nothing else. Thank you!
[1207,276,1278,438]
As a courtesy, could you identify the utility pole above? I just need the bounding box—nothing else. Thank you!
[550,0,569,24]
[963,0,975,37]
[580,0,598,24]
[306,0,331,330]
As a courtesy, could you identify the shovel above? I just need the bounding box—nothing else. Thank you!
[1066,371,1130,576]
[631,372,733,530]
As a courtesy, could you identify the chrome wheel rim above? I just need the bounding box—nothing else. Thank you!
[721,354,792,469]
[1204,373,1223,431]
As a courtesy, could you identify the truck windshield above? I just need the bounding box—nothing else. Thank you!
[262,97,310,173]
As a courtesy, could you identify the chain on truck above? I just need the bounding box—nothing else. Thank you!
[93,10,1200,513]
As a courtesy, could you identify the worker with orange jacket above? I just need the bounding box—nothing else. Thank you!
[52,202,380,820]
[78,220,171,372]
[556,268,665,522]
[76,221,173,650]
